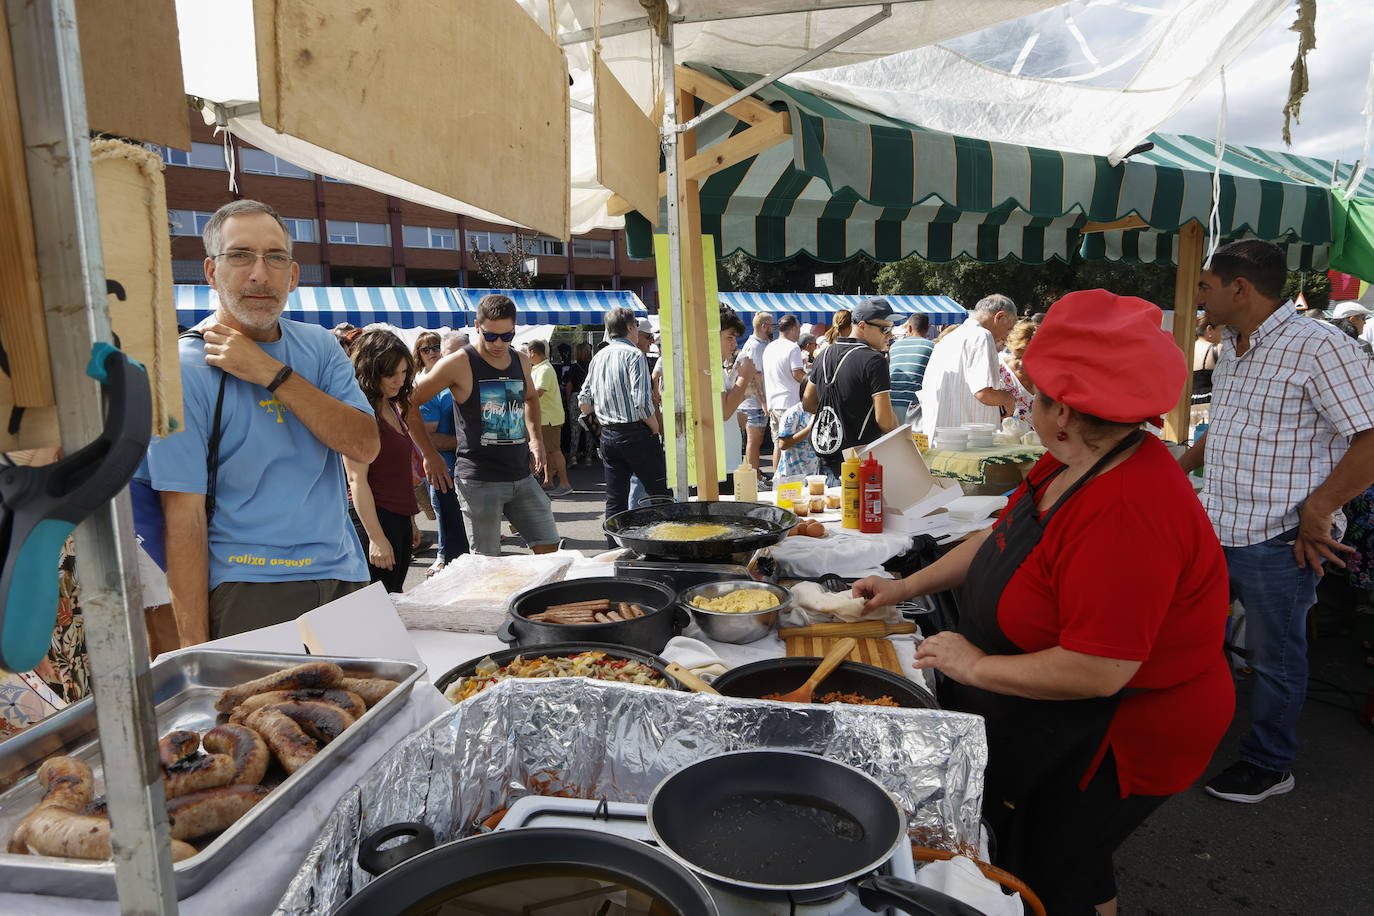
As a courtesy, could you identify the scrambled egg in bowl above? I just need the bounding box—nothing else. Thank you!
[691,588,781,614]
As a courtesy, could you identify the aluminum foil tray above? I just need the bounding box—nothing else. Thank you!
[273,677,987,915]
[0,648,423,899]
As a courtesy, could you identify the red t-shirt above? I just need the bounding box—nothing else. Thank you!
[996,435,1235,796]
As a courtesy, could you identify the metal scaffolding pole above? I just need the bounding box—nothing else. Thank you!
[660,25,691,499]
[6,0,177,911]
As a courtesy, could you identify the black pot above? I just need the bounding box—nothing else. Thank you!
[711,658,940,709]
[500,576,685,653]
[434,641,686,695]
[333,825,718,916]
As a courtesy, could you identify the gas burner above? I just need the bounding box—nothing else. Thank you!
[495,796,915,915]
[614,555,757,593]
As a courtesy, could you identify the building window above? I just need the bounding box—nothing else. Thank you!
[402,225,457,250]
[159,142,227,171]
[168,209,214,237]
[572,238,613,258]
[172,259,207,283]
[297,263,325,285]
[536,236,566,256]
[466,231,515,253]
[281,217,318,243]
[326,220,390,246]
[239,148,312,178]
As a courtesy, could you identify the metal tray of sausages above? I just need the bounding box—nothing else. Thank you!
[0,648,423,899]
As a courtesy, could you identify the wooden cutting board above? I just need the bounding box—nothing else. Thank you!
[784,636,903,676]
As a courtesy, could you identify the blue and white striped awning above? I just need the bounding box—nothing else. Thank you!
[719,291,964,325]
[454,288,647,326]
[174,285,464,329]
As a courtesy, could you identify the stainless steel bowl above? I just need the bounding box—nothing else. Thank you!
[677,580,790,644]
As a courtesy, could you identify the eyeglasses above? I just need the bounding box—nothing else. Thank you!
[866,322,893,336]
[213,250,293,270]
[480,329,516,343]
[418,345,442,355]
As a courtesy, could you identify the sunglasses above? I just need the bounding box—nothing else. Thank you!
[418,345,441,355]
[481,330,516,343]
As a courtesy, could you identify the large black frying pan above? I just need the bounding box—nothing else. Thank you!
[647,750,985,916]
[712,658,940,709]
[434,642,686,695]
[603,499,798,561]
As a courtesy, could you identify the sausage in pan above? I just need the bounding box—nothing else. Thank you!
[337,676,399,708]
[227,687,367,721]
[244,707,317,774]
[20,806,198,861]
[158,730,200,769]
[163,752,236,798]
[6,756,94,853]
[214,662,343,714]
[166,784,271,840]
[202,724,270,786]
[260,700,354,745]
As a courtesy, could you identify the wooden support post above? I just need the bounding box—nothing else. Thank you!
[0,2,55,410]
[676,83,720,499]
[1164,221,1204,442]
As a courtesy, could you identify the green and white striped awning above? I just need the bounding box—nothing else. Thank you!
[629,67,1359,268]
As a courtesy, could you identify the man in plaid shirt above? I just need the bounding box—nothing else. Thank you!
[1182,239,1374,804]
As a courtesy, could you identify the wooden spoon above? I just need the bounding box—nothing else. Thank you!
[772,637,857,703]
[664,662,721,695]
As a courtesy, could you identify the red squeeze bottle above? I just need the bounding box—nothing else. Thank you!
[860,451,883,533]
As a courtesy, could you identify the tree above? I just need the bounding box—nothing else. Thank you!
[875,254,1175,311]
[716,251,882,294]
[470,232,539,288]
[1282,270,1330,311]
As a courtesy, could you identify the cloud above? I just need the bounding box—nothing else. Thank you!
[1162,0,1374,162]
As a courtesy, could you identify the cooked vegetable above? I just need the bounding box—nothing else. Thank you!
[444,651,670,703]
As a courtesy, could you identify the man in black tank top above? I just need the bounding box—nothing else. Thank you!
[412,295,561,555]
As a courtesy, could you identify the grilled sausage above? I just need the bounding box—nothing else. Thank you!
[20,807,197,861]
[158,730,200,769]
[261,700,354,745]
[214,662,343,714]
[202,724,270,786]
[244,708,317,774]
[165,784,270,840]
[336,676,399,708]
[7,756,94,853]
[162,752,236,799]
[227,687,366,722]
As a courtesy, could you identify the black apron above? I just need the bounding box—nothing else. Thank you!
[939,430,1145,852]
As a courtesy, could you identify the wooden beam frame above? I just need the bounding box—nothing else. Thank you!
[1080,214,1149,234]
[608,109,790,217]
[1163,221,1204,442]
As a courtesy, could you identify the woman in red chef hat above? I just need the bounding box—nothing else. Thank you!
[856,290,1234,916]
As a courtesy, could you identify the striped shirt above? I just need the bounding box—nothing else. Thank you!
[888,335,935,420]
[917,318,1001,437]
[578,338,654,424]
[1203,303,1374,546]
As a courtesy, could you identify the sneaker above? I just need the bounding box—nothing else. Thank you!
[548,484,574,497]
[1204,761,1295,803]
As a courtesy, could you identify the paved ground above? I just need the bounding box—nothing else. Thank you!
[401,459,1371,916]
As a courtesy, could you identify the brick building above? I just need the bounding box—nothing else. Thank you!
[162,113,657,306]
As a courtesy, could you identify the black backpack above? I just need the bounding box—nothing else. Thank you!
[810,343,869,457]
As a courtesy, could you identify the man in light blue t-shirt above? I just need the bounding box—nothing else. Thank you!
[146,200,447,645]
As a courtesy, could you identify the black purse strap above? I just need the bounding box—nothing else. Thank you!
[179,330,227,523]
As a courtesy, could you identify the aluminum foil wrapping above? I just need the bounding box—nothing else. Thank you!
[273,678,987,915]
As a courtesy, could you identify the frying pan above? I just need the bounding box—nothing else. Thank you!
[603,499,798,561]
[711,657,940,709]
[647,750,984,916]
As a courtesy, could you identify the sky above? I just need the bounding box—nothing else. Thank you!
[1159,0,1373,164]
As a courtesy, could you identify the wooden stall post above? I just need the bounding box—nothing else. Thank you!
[675,83,720,499]
[1164,221,1205,442]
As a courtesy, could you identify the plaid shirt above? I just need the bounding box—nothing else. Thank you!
[1202,303,1374,546]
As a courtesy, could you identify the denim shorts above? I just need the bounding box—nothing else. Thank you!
[455,475,560,555]
[741,407,769,429]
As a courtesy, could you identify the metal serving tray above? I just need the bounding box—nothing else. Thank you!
[0,648,423,900]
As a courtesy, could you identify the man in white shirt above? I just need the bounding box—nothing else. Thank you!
[917,294,1018,439]
[762,314,807,440]
[736,313,773,471]
[1181,240,1374,805]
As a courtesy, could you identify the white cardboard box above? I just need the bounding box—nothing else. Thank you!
[847,425,963,533]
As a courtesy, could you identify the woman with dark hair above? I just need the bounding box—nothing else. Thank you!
[857,291,1234,916]
[344,329,428,592]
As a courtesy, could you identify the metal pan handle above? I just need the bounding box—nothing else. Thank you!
[357,822,436,878]
[854,874,989,916]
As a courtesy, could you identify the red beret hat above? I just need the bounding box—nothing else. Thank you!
[1021,289,1187,426]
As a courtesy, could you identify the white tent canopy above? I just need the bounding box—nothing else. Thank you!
[176,0,1286,234]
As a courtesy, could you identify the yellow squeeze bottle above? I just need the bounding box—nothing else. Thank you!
[841,452,862,530]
